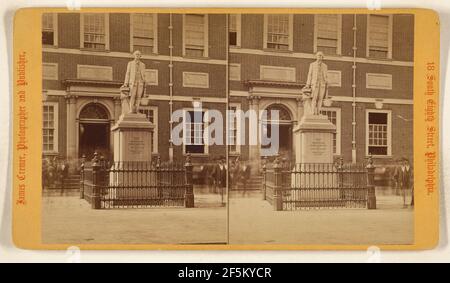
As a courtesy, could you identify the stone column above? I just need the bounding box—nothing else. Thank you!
[247,95,261,173]
[293,97,304,161]
[66,95,78,169]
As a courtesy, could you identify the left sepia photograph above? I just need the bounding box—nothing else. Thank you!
[41,12,228,244]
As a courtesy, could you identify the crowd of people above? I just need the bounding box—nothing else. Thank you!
[42,156,69,190]
[195,156,252,193]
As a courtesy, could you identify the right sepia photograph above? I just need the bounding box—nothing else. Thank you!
[227,13,414,245]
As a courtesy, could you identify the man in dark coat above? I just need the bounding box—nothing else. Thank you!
[212,157,227,193]
[398,158,413,208]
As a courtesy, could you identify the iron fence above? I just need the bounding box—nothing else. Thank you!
[80,153,194,209]
[262,157,376,210]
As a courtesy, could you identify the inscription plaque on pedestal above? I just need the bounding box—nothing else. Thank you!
[111,113,154,163]
[293,114,336,164]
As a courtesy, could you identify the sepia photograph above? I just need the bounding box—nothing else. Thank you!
[227,13,414,245]
[40,11,414,246]
[41,12,228,244]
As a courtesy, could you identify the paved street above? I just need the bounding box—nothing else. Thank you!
[228,191,414,245]
[43,187,413,245]
[42,192,227,245]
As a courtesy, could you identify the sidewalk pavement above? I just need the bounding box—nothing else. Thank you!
[228,191,414,245]
[42,188,413,246]
[42,194,227,245]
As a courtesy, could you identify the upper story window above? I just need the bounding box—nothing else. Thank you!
[42,13,57,46]
[315,14,341,55]
[81,13,109,51]
[183,14,208,57]
[264,14,293,51]
[229,14,241,47]
[367,14,392,59]
[131,14,157,54]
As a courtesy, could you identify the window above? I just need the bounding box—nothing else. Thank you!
[366,110,392,156]
[131,14,157,54]
[228,104,241,154]
[42,13,57,46]
[229,14,241,47]
[315,14,341,55]
[264,14,293,51]
[321,108,341,155]
[139,106,158,153]
[367,14,392,59]
[184,110,208,154]
[43,102,58,153]
[81,14,109,50]
[184,14,208,57]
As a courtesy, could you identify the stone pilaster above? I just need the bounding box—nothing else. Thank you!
[66,94,78,161]
[247,94,261,172]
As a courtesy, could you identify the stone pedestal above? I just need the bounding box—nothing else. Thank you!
[110,113,154,196]
[292,114,337,191]
[293,114,336,164]
[111,113,154,163]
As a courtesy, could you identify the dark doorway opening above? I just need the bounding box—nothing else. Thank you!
[79,122,110,159]
[279,124,293,155]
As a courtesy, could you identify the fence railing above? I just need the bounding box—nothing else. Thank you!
[80,152,194,209]
[262,157,376,210]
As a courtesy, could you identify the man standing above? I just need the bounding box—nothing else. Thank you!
[305,51,328,115]
[122,50,146,113]
[399,158,413,208]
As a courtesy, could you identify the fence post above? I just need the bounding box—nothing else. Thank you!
[79,155,85,199]
[91,152,101,209]
[262,156,267,200]
[273,157,283,211]
[366,155,376,209]
[184,154,194,208]
[337,157,344,200]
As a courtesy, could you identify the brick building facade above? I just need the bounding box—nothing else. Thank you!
[42,13,227,170]
[228,14,414,167]
[42,12,414,172]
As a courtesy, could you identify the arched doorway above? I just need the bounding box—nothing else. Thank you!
[261,104,294,160]
[78,103,110,159]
